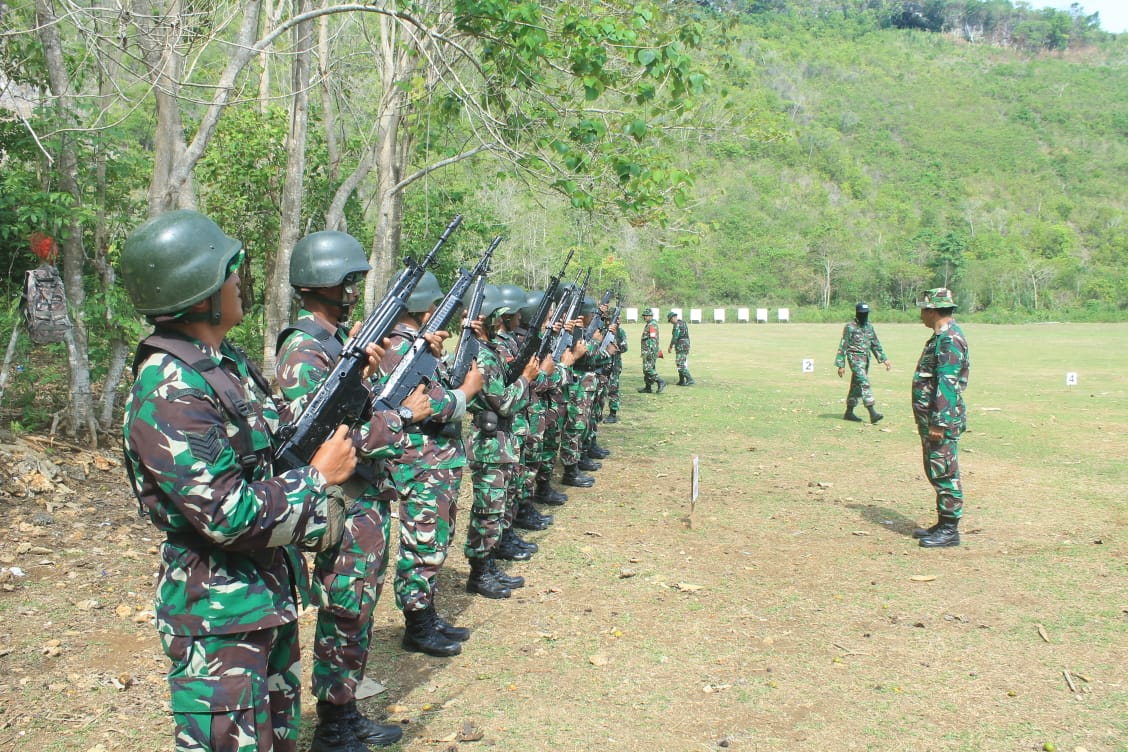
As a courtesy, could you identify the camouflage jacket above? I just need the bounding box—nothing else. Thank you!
[492,328,532,438]
[835,320,887,368]
[912,321,970,436]
[275,310,407,482]
[377,322,468,484]
[640,319,660,357]
[466,339,535,464]
[123,333,334,636]
[668,319,690,352]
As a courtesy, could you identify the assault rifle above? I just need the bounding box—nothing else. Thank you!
[503,249,573,384]
[596,304,621,357]
[582,283,617,341]
[550,267,590,362]
[273,215,463,472]
[448,237,500,388]
[374,235,500,408]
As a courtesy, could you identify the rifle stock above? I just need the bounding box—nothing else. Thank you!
[273,215,462,472]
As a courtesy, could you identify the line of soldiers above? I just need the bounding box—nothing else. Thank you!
[120,211,628,752]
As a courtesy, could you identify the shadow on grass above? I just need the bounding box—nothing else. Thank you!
[845,502,923,537]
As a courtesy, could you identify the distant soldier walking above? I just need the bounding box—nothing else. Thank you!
[666,310,694,385]
[835,302,890,423]
[911,288,970,548]
[638,308,666,393]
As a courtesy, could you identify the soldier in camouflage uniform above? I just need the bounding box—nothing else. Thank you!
[121,210,358,752]
[638,308,666,393]
[522,291,571,506]
[835,302,891,423]
[491,283,551,556]
[276,231,429,750]
[604,318,627,423]
[666,311,694,385]
[376,272,484,656]
[463,285,554,598]
[558,303,599,487]
[579,296,613,462]
[911,288,970,548]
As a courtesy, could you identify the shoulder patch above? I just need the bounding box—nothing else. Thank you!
[185,425,227,465]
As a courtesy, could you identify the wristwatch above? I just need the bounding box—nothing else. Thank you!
[396,406,414,424]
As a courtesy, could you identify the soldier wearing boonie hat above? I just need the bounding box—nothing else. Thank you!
[910,287,970,548]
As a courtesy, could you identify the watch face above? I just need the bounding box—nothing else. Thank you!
[398,407,413,422]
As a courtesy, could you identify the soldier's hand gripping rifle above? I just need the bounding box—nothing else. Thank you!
[273,215,463,472]
[550,267,591,362]
[448,236,501,388]
[503,248,573,384]
[374,235,500,408]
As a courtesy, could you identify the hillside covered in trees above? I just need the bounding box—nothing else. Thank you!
[646,1,1128,317]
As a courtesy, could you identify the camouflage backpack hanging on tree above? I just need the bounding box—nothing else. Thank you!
[22,233,72,345]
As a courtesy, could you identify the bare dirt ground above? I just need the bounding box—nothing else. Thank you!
[0,366,1125,752]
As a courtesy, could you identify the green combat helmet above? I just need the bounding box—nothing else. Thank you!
[520,290,544,323]
[463,283,506,319]
[290,231,370,318]
[581,295,597,316]
[290,231,370,288]
[121,209,243,323]
[497,284,527,317]
[406,271,444,313]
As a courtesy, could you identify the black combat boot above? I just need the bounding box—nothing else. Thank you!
[919,516,960,548]
[684,373,695,386]
[843,405,863,422]
[430,604,470,642]
[912,518,941,539]
[402,607,461,657]
[587,439,610,459]
[341,699,403,748]
[578,455,602,472]
[637,384,653,393]
[466,556,511,599]
[488,556,526,589]
[656,378,667,393]
[866,404,884,424]
[533,477,567,505]
[514,502,553,531]
[495,528,534,561]
[310,701,374,752]
[604,410,618,424]
[562,463,595,488]
[677,373,686,386]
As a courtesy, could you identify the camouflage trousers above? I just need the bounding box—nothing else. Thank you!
[538,397,565,469]
[391,467,463,613]
[310,497,392,704]
[845,356,875,407]
[921,434,963,518]
[160,622,300,752]
[464,462,514,558]
[560,376,594,465]
[674,346,690,378]
[641,353,659,387]
[608,363,622,413]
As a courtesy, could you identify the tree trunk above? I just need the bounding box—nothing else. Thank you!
[263,0,314,371]
[135,0,196,214]
[318,5,341,184]
[36,0,97,444]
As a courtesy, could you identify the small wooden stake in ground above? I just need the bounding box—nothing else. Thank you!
[684,455,700,528]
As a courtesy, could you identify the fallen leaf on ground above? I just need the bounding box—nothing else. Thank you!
[909,575,937,582]
[589,654,609,666]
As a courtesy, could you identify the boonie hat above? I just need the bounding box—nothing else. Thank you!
[642,307,655,317]
[666,311,677,321]
[917,288,957,309]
